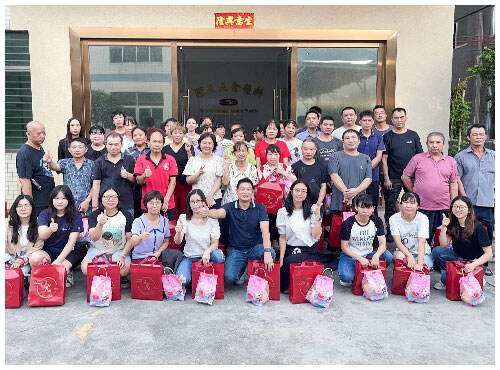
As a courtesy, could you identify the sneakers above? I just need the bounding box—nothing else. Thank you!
[120,277,130,289]
[235,266,248,286]
[433,281,446,290]
[339,279,352,287]
[66,270,74,288]
[485,267,493,276]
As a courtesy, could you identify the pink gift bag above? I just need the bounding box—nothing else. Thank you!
[306,268,334,308]
[246,270,269,306]
[89,275,112,307]
[161,267,185,301]
[459,272,485,306]
[405,271,430,303]
[362,269,388,301]
[194,271,218,305]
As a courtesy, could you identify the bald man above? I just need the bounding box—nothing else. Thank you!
[16,121,55,216]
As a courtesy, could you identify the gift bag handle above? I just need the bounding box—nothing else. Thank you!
[300,260,320,267]
[5,261,13,269]
[92,253,112,266]
[199,262,216,276]
[139,256,158,265]
[322,268,334,278]
[163,266,175,275]
[254,267,267,278]
[40,257,51,266]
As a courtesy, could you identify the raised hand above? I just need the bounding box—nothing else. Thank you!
[98,209,108,226]
[199,203,210,218]
[49,218,58,233]
[140,226,150,241]
[144,166,152,178]
[223,153,231,165]
[42,150,53,163]
[311,203,320,218]
[175,219,184,233]
[198,165,205,176]
[184,140,192,152]
[120,166,128,179]
[441,213,450,228]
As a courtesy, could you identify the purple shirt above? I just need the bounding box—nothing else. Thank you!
[130,214,170,260]
[358,130,385,182]
[403,152,458,211]
[194,144,224,157]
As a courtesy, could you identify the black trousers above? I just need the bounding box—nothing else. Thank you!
[280,244,321,292]
[382,178,408,234]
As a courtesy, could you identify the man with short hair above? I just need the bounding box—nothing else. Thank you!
[296,110,321,141]
[297,106,322,134]
[109,110,127,137]
[402,132,458,244]
[332,107,361,140]
[381,107,423,240]
[329,129,372,212]
[372,105,394,136]
[16,121,55,216]
[207,178,276,284]
[313,115,343,165]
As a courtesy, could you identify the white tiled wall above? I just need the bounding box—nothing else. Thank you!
[6,152,20,211]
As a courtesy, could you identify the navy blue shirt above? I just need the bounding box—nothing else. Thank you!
[358,130,385,182]
[221,200,269,249]
[37,209,83,254]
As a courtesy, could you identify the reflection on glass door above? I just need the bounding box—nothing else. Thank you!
[178,46,291,131]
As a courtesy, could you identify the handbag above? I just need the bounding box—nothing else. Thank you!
[255,170,285,215]
[246,268,270,306]
[289,260,324,304]
[168,220,181,251]
[130,256,164,301]
[352,257,386,296]
[306,268,334,308]
[446,260,483,301]
[89,274,112,307]
[162,266,186,301]
[86,253,121,301]
[5,262,24,308]
[191,261,224,299]
[459,272,485,306]
[405,271,431,303]
[392,259,430,296]
[247,260,280,300]
[194,271,218,305]
[327,204,354,249]
[362,269,388,301]
[28,258,66,307]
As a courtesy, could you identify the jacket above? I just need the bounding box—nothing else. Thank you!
[5,220,44,264]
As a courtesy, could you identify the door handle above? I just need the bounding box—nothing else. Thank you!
[273,88,276,121]
[279,88,283,121]
[181,88,190,124]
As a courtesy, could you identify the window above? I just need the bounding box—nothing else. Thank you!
[5,31,32,150]
[108,46,164,63]
[110,92,164,128]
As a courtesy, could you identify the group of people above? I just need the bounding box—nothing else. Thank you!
[8,105,494,294]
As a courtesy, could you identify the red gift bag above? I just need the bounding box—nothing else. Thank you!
[446,260,483,301]
[248,260,280,300]
[191,261,224,299]
[130,257,164,301]
[327,205,354,249]
[317,225,326,254]
[255,174,284,215]
[86,253,121,301]
[289,260,324,304]
[352,257,386,296]
[168,220,182,251]
[391,259,429,296]
[5,262,24,308]
[28,258,66,307]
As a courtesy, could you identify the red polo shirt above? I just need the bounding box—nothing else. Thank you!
[134,152,178,210]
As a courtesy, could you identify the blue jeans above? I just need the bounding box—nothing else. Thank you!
[125,208,135,219]
[176,249,225,286]
[338,250,393,282]
[474,206,494,243]
[410,252,434,270]
[5,253,31,276]
[224,244,276,284]
[432,246,487,285]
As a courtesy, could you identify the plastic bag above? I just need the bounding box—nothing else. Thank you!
[194,271,217,305]
[246,274,269,306]
[162,268,185,301]
[459,272,485,306]
[89,275,112,307]
[362,269,388,301]
[405,271,430,303]
[306,269,334,308]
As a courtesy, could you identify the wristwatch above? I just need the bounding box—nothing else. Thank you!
[263,248,272,253]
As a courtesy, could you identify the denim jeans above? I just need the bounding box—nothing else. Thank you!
[366,180,380,207]
[474,206,494,243]
[338,250,393,282]
[5,253,31,276]
[224,244,276,284]
[176,249,225,286]
[432,246,486,285]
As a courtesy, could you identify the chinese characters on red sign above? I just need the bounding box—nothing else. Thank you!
[214,13,254,29]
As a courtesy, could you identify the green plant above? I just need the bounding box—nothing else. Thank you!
[449,77,471,156]
[90,89,126,130]
[468,46,495,123]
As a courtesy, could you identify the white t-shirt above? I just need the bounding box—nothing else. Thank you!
[121,136,134,153]
[339,215,385,256]
[389,211,431,255]
[19,225,29,254]
[279,138,303,166]
[332,125,361,141]
[276,207,318,247]
[177,214,221,258]
[182,155,225,200]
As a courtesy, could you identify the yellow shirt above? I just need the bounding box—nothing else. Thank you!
[223,145,256,165]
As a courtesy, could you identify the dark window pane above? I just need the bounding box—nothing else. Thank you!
[137,46,149,62]
[150,47,163,62]
[109,47,122,63]
[138,92,163,105]
[139,108,152,127]
[123,47,136,63]
[151,108,164,126]
[111,92,137,106]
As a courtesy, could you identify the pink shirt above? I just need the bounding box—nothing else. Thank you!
[403,152,458,210]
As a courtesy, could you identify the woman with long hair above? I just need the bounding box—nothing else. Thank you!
[185,117,199,145]
[58,117,90,160]
[5,194,43,276]
[174,189,224,285]
[432,195,493,290]
[254,120,291,167]
[276,181,322,293]
[122,116,137,153]
[29,185,84,287]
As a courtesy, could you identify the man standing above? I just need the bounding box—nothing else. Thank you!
[329,129,372,213]
[16,121,55,216]
[402,132,458,244]
[332,107,361,141]
[381,107,423,240]
[357,111,385,208]
[91,133,136,218]
[372,105,394,136]
[207,178,276,284]
[297,106,322,134]
[313,115,343,165]
[109,110,127,137]
[296,110,321,141]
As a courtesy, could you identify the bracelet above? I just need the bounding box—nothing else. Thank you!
[311,216,321,222]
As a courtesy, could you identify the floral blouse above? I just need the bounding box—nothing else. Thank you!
[221,162,258,205]
[183,155,224,200]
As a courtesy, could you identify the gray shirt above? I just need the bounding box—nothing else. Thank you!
[373,125,394,136]
[328,151,372,211]
[313,136,343,165]
[455,146,495,207]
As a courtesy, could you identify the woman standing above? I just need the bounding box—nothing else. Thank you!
[432,196,493,290]
[277,181,322,293]
[174,189,224,285]
[185,117,199,145]
[58,117,90,160]
[250,125,265,150]
[121,116,137,153]
[254,120,291,167]
[85,125,107,161]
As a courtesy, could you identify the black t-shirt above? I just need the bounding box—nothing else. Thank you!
[162,144,194,185]
[452,220,490,260]
[58,137,91,160]
[291,160,329,204]
[16,144,55,208]
[91,153,136,210]
[383,130,423,179]
[85,145,107,162]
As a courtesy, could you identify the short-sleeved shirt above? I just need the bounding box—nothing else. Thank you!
[276,207,318,247]
[16,144,55,208]
[91,153,136,210]
[163,144,194,184]
[194,144,224,157]
[389,212,431,255]
[313,136,343,165]
[183,155,224,200]
[455,146,495,207]
[58,137,91,160]
[257,164,294,187]
[254,140,291,165]
[37,209,83,254]
[292,160,329,204]
[134,152,178,210]
[85,145,107,162]
[278,138,303,166]
[339,215,385,256]
[57,158,94,207]
[176,214,221,258]
[373,125,394,137]
[403,152,458,210]
[452,221,491,260]
[109,129,127,137]
[121,136,134,153]
[296,129,320,142]
[222,145,257,165]
[221,200,269,249]
[87,209,133,254]
[125,145,150,161]
[328,151,372,211]
[358,130,385,182]
[383,129,423,179]
[221,162,258,205]
[332,125,361,141]
[131,214,170,259]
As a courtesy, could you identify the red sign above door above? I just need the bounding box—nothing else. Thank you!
[214,13,254,29]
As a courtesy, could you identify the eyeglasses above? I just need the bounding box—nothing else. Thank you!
[452,205,468,210]
[103,195,118,200]
[16,204,32,209]
[90,131,104,135]
[190,199,203,204]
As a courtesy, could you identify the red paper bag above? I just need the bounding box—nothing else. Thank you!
[289,260,324,304]
[86,253,121,301]
[446,260,483,301]
[168,220,182,251]
[255,181,284,215]
[191,261,224,299]
[5,263,24,308]
[28,258,66,307]
[130,257,164,301]
[317,225,326,254]
[391,259,429,296]
[248,260,280,300]
[352,257,386,296]
[328,205,353,249]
